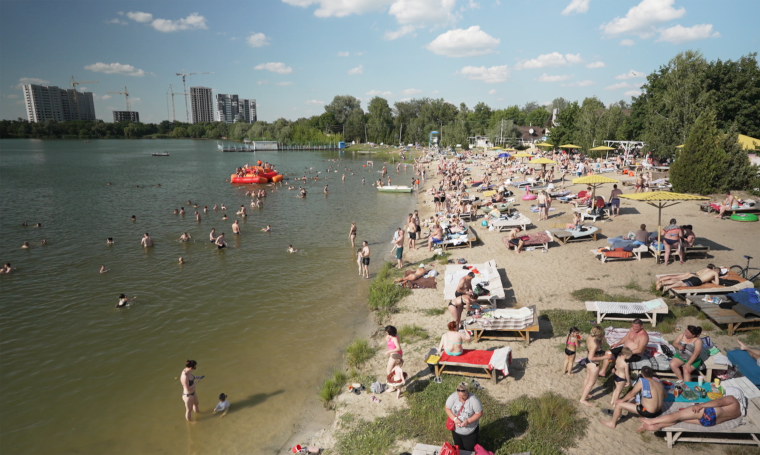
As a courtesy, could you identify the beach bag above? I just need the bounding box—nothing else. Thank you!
[446,397,469,431]
[473,283,490,297]
[439,442,460,455]
[473,445,494,455]
[370,381,385,394]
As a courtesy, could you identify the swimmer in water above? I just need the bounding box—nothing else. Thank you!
[21,241,30,249]
[107,238,114,244]
[99,265,109,274]
[203,206,208,213]
[131,215,136,222]
[221,204,227,211]
[180,207,185,215]
[141,233,154,248]
[187,200,192,205]
[213,204,218,211]
[287,245,298,253]
[0,263,12,274]
[232,220,241,235]
[116,293,136,308]
[21,222,28,226]
[179,232,192,242]
[262,225,271,232]
[173,209,179,215]
[35,223,41,228]
[41,239,47,245]
[222,214,228,221]
[195,211,201,222]
[237,205,247,217]
[324,184,328,194]
[179,257,185,264]
[215,233,227,249]
[209,228,217,243]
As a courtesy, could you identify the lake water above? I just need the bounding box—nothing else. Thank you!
[0,139,415,454]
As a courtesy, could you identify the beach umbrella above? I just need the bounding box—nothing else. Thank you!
[512,151,534,164]
[530,157,557,165]
[536,142,554,148]
[572,174,620,200]
[589,146,615,151]
[560,144,581,149]
[675,144,685,148]
[618,192,709,246]
[497,152,510,158]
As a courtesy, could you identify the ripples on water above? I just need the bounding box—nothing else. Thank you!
[0,140,415,454]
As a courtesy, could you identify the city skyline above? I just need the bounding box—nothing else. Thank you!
[1,0,758,124]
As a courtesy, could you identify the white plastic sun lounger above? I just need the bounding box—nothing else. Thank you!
[585,298,669,327]
[488,214,532,231]
[443,259,505,305]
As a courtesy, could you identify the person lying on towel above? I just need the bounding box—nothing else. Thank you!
[394,264,432,285]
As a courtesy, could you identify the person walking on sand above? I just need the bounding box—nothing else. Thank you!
[386,357,407,400]
[181,360,204,421]
[360,241,370,279]
[393,227,404,269]
[580,326,607,407]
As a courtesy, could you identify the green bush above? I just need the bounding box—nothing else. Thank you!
[398,324,429,341]
[570,288,638,303]
[318,370,348,409]
[368,262,411,318]
[345,339,376,369]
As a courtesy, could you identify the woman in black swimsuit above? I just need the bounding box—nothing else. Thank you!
[580,326,607,407]
[348,222,357,247]
[181,360,203,421]
[447,294,476,328]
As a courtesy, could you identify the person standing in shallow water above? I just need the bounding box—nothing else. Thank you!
[181,360,203,421]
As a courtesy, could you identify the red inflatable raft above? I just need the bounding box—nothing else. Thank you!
[230,165,283,184]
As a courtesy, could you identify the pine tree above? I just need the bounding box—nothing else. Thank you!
[670,110,726,194]
[720,123,759,191]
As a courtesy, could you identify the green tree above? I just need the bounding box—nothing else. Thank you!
[525,107,550,127]
[468,102,492,134]
[706,52,760,138]
[720,123,759,191]
[324,95,362,124]
[366,96,393,143]
[670,110,726,194]
[548,101,580,146]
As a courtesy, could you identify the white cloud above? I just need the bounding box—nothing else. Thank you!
[516,52,582,70]
[488,89,497,95]
[620,39,635,46]
[366,89,392,96]
[561,80,595,87]
[304,99,324,105]
[102,95,113,100]
[105,18,128,25]
[282,0,392,17]
[151,13,207,32]
[399,97,411,102]
[337,51,350,57]
[126,11,153,23]
[78,87,88,92]
[131,97,141,104]
[355,51,365,56]
[275,81,293,86]
[384,25,417,40]
[459,65,509,83]
[401,88,421,96]
[425,26,500,57]
[600,0,685,38]
[605,82,632,90]
[615,70,645,80]
[246,32,271,47]
[348,64,364,75]
[562,0,590,15]
[586,61,605,68]
[656,23,720,44]
[257,80,268,85]
[624,90,642,97]
[537,73,572,82]
[14,77,50,89]
[254,62,293,74]
[84,62,146,77]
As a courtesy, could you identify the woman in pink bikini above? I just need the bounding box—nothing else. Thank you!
[385,325,403,375]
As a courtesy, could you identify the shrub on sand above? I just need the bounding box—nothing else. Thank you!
[345,339,376,369]
[318,370,348,409]
[368,262,411,318]
[398,324,429,341]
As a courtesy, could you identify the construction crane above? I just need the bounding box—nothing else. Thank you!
[166,84,186,123]
[107,86,131,113]
[70,76,98,120]
[175,70,212,122]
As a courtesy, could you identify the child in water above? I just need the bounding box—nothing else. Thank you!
[287,245,298,253]
[610,347,632,406]
[213,393,230,417]
[563,327,581,375]
[356,248,363,275]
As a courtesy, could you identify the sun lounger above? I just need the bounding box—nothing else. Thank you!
[700,202,759,215]
[658,270,753,299]
[439,222,478,250]
[727,351,760,386]
[465,305,539,345]
[443,260,506,305]
[398,270,438,289]
[429,348,512,384]
[489,213,531,231]
[586,298,669,326]
[550,226,601,244]
[649,242,710,263]
[549,190,571,198]
[501,230,553,250]
[686,296,760,336]
[659,397,760,448]
[511,180,534,188]
[590,244,648,262]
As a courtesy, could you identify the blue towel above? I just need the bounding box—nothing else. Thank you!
[727,350,760,386]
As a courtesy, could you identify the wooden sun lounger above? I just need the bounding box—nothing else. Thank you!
[585,298,669,327]
[443,259,506,305]
[433,357,498,384]
[657,270,753,298]
[550,227,601,245]
[489,214,531,231]
[686,296,760,336]
[590,244,648,262]
[649,244,710,264]
[660,397,760,448]
[465,305,539,345]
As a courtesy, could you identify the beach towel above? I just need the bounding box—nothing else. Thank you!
[602,248,632,259]
[440,349,492,366]
[488,347,512,377]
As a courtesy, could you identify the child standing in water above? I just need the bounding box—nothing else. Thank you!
[356,248,363,275]
[610,347,632,406]
[563,327,581,375]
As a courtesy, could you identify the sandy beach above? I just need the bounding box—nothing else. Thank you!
[295,151,760,455]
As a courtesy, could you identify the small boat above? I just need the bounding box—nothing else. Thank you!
[152,152,170,156]
[377,185,413,193]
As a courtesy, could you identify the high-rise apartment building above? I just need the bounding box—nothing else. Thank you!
[23,84,96,122]
[216,94,257,124]
[113,111,140,122]
[190,87,214,124]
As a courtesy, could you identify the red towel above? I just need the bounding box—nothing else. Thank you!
[440,349,493,366]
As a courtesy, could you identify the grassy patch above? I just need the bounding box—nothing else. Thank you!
[318,370,349,409]
[398,324,429,342]
[345,339,376,369]
[433,251,451,265]
[624,279,645,292]
[368,262,411,319]
[724,446,760,455]
[742,330,760,346]
[540,309,631,336]
[421,307,446,316]
[671,305,700,319]
[334,376,588,455]
[570,288,639,303]
[700,322,715,332]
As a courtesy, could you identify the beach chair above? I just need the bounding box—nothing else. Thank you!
[502,230,553,250]
[590,244,648,262]
[686,295,760,337]
[489,213,532,232]
[443,260,506,306]
[659,397,760,448]
[656,270,753,299]
[465,305,539,345]
[428,348,512,384]
[585,298,668,326]
[550,226,601,245]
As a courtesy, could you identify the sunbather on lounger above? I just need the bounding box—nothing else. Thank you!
[437,321,471,357]
[655,265,719,290]
[638,395,742,431]
[394,264,430,285]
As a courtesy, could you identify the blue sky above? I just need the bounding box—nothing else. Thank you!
[1,0,758,123]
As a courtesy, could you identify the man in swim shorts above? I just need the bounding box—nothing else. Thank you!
[455,272,475,298]
[609,184,622,218]
[638,395,743,431]
[141,233,154,248]
[506,227,525,254]
[601,319,649,375]
[361,241,370,279]
[600,366,664,429]
[215,233,227,249]
[393,228,404,269]
[656,264,720,290]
